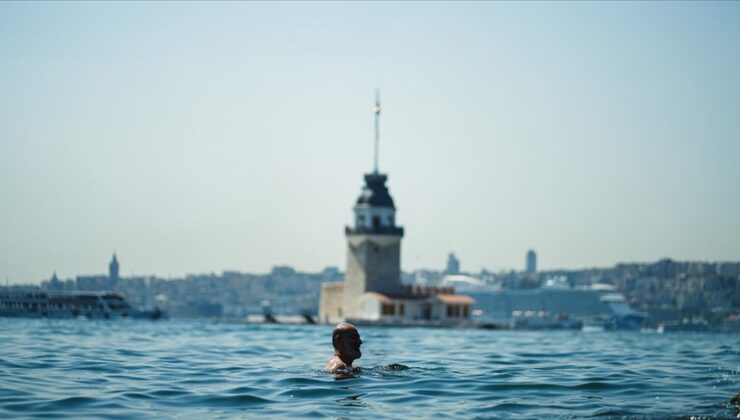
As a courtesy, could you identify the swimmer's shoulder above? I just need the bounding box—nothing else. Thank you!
[324,357,348,373]
[329,363,361,380]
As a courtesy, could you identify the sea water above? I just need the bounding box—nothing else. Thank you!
[0,318,738,418]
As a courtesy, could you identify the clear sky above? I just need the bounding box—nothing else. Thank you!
[1,2,739,283]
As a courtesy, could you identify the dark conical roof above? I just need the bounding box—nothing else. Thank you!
[355,172,395,208]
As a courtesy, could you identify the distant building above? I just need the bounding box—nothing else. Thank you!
[77,254,120,291]
[46,272,64,291]
[651,258,676,279]
[446,253,460,275]
[76,275,110,291]
[526,250,537,274]
[109,254,119,287]
[271,265,296,277]
[321,266,341,279]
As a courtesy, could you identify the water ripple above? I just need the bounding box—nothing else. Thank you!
[0,318,738,418]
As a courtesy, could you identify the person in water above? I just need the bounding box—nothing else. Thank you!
[324,323,362,375]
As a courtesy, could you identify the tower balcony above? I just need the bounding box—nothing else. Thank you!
[345,225,404,236]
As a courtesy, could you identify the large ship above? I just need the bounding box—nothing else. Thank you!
[0,289,165,320]
[440,275,646,330]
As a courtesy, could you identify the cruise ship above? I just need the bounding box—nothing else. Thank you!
[0,289,165,320]
[439,275,646,329]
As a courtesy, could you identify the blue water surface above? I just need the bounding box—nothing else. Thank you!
[0,318,738,418]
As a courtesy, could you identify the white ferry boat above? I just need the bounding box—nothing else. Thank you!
[0,289,164,320]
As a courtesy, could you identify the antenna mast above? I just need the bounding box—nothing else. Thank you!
[373,89,381,174]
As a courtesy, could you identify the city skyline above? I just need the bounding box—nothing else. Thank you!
[2,2,739,283]
[8,250,740,286]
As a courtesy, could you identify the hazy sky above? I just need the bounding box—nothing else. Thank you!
[1,2,739,283]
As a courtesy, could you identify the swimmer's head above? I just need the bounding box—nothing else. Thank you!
[332,323,362,361]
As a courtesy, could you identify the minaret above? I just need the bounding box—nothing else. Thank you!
[109,253,120,287]
[343,92,404,318]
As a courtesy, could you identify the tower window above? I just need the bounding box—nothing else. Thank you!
[372,216,380,229]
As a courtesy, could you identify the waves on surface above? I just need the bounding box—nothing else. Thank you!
[0,318,738,418]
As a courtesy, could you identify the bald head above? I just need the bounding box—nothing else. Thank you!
[331,323,362,364]
[332,323,358,348]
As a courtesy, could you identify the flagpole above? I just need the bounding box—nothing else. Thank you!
[373,89,381,174]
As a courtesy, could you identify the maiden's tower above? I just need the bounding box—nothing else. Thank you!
[319,94,474,325]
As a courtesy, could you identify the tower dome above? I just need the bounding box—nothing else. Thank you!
[355,173,395,208]
[350,171,403,235]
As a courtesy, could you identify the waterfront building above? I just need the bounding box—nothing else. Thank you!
[526,249,537,274]
[319,94,474,325]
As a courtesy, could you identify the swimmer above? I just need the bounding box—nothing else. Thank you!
[324,323,362,376]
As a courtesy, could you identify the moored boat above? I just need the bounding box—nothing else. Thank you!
[0,289,165,320]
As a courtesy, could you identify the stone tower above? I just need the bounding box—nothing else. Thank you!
[318,90,407,322]
[343,171,404,318]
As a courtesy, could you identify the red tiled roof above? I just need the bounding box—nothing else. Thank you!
[435,294,475,305]
[365,291,474,305]
[366,291,430,302]
[365,292,392,303]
